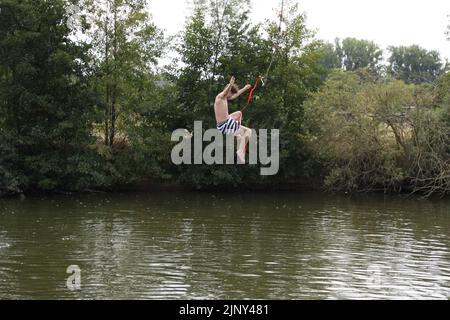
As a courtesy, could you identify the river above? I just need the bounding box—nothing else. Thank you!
[0,192,449,299]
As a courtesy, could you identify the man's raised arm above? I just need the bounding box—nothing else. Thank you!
[217,76,236,99]
[229,84,252,101]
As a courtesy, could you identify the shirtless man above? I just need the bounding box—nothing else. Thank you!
[215,76,253,163]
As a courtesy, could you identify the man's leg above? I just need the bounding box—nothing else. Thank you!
[229,111,242,122]
[236,125,252,163]
[228,111,245,161]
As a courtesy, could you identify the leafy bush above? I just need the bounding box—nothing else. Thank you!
[304,70,449,196]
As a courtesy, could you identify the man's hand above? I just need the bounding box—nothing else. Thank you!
[218,76,236,100]
[228,83,253,101]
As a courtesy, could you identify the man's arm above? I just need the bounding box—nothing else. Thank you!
[229,84,252,101]
[217,76,236,99]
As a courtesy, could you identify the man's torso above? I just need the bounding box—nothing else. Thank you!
[214,96,229,124]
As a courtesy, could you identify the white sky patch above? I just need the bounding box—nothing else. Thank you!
[148,0,450,61]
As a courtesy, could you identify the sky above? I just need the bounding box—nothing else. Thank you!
[148,0,450,61]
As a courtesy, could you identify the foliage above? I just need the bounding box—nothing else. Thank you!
[388,45,444,84]
[304,70,449,196]
[162,0,325,188]
[335,38,383,72]
[0,0,113,194]
[0,0,448,197]
[317,42,342,70]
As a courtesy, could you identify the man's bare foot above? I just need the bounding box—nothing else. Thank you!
[237,150,245,164]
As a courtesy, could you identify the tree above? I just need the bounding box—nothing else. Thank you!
[173,1,213,127]
[82,0,164,147]
[317,41,342,70]
[236,0,325,183]
[0,131,21,195]
[304,70,449,196]
[335,37,383,71]
[388,45,444,84]
[174,0,252,115]
[167,0,259,187]
[437,72,450,132]
[165,0,325,187]
[0,0,107,193]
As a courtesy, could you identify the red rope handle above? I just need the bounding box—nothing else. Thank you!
[247,78,261,104]
[241,76,262,113]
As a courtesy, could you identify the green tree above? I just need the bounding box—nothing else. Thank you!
[82,0,164,147]
[0,131,21,195]
[174,0,253,118]
[165,0,325,188]
[173,1,213,127]
[388,45,444,84]
[167,0,258,187]
[304,71,449,196]
[259,1,325,181]
[437,72,450,134]
[335,37,383,71]
[317,41,342,70]
[0,0,107,194]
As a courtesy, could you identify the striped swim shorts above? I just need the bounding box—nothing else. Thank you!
[217,118,241,135]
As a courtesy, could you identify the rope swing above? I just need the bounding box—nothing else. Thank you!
[240,0,285,114]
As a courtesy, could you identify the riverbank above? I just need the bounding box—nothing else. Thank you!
[1,178,448,200]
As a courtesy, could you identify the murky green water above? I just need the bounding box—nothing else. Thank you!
[0,192,449,300]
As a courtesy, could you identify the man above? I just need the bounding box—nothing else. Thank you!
[215,76,253,163]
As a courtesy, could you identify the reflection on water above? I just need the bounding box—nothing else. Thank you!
[0,192,449,299]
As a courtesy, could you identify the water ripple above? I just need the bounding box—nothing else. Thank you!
[0,192,449,299]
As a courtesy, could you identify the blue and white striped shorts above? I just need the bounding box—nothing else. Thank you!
[217,118,241,135]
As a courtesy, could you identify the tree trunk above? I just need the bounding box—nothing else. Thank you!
[105,85,110,146]
[109,1,118,148]
[104,15,110,146]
